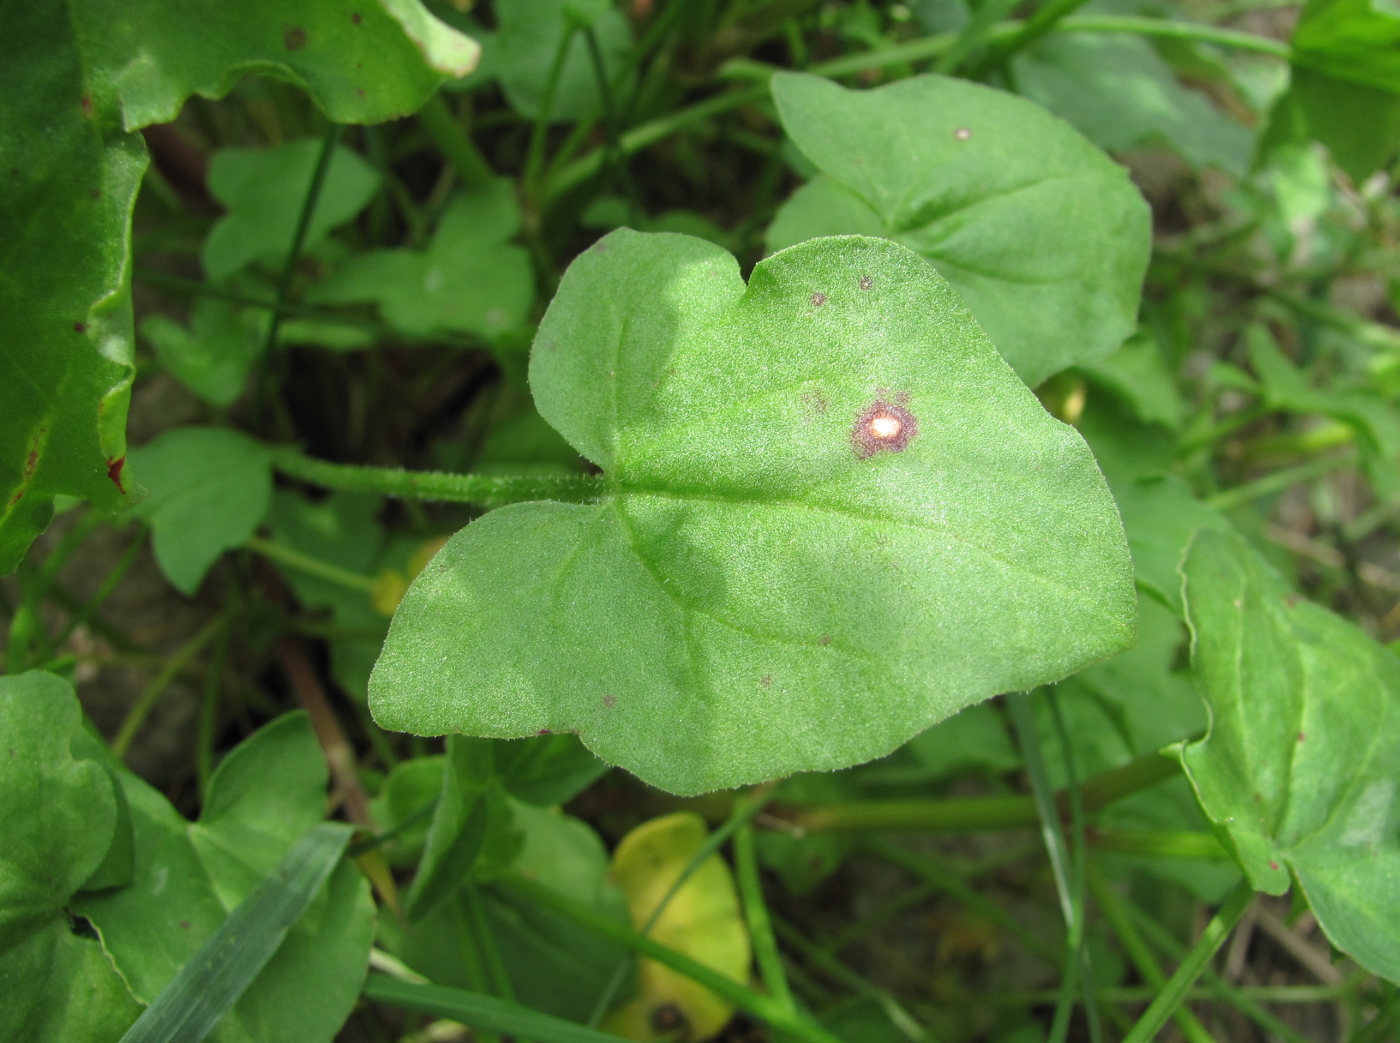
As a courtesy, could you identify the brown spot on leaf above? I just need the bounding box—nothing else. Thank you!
[284,27,308,50]
[1297,731,1306,742]
[650,1004,687,1033]
[1269,860,1279,871]
[1285,594,1302,607]
[73,322,87,333]
[760,675,771,689]
[602,693,617,708]
[80,94,93,116]
[351,11,362,23]
[811,291,827,307]
[106,456,126,495]
[851,396,918,459]
[819,635,831,646]
[537,729,552,736]
[179,920,190,930]
[859,275,873,290]
[801,389,828,416]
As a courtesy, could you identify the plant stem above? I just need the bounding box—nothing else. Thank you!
[269,447,608,507]
[257,123,343,395]
[1057,13,1291,59]
[499,875,846,1043]
[1121,878,1256,1043]
[417,93,494,189]
[112,616,225,758]
[1207,450,1356,511]
[1088,865,1216,1043]
[245,536,379,594]
[734,823,797,1014]
[775,746,1181,833]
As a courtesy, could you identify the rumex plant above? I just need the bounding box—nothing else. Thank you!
[3,2,1400,1042]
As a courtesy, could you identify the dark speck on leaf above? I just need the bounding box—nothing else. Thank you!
[954,126,972,141]
[859,275,873,290]
[80,94,93,116]
[650,1004,686,1033]
[603,693,617,708]
[351,11,362,23]
[1298,731,1306,742]
[851,396,918,459]
[811,291,827,307]
[819,635,831,646]
[1269,860,1279,871]
[73,322,86,333]
[760,675,771,689]
[537,729,552,736]
[179,920,190,930]
[284,27,308,50]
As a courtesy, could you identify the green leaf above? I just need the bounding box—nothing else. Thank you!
[142,298,265,407]
[203,140,380,283]
[370,231,1135,795]
[1013,33,1252,176]
[0,672,142,1042]
[119,823,353,1043]
[1246,325,1400,496]
[767,72,1151,386]
[1292,0,1400,95]
[493,0,633,123]
[1078,335,1184,431]
[74,713,376,1043]
[312,179,534,339]
[81,0,477,129]
[129,427,273,595]
[1179,529,1400,983]
[2,2,475,574]
[1112,475,1232,613]
[1266,0,1400,181]
[408,737,514,920]
[0,4,144,572]
[368,755,444,868]
[386,801,631,1022]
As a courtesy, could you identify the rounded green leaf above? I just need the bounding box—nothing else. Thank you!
[0,672,141,1041]
[1180,529,1400,983]
[767,72,1151,387]
[370,231,1134,795]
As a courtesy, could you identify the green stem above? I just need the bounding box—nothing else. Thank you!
[363,975,628,1043]
[734,823,797,1014]
[975,0,1095,72]
[498,875,846,1043]
[269,447,608,507]
[1121,878,1256,1043]
[1007,693,1087,1043]
[417,93,495,189]
[245,535,379,594]
[1059,13,1291,58]
[1088,865,1216,1043]
[525,24,580,198]
[1088,828,1228,859]
[776,747,1181,833]
[1207,450,1356,511]
[259,123,343,373]
[112,616,225,758]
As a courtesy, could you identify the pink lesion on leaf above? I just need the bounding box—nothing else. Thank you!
[850,391,918,459]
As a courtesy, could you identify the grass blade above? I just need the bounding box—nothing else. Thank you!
[119,822,353,1043]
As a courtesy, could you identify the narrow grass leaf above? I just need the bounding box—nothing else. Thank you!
[119,822,353,1043]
